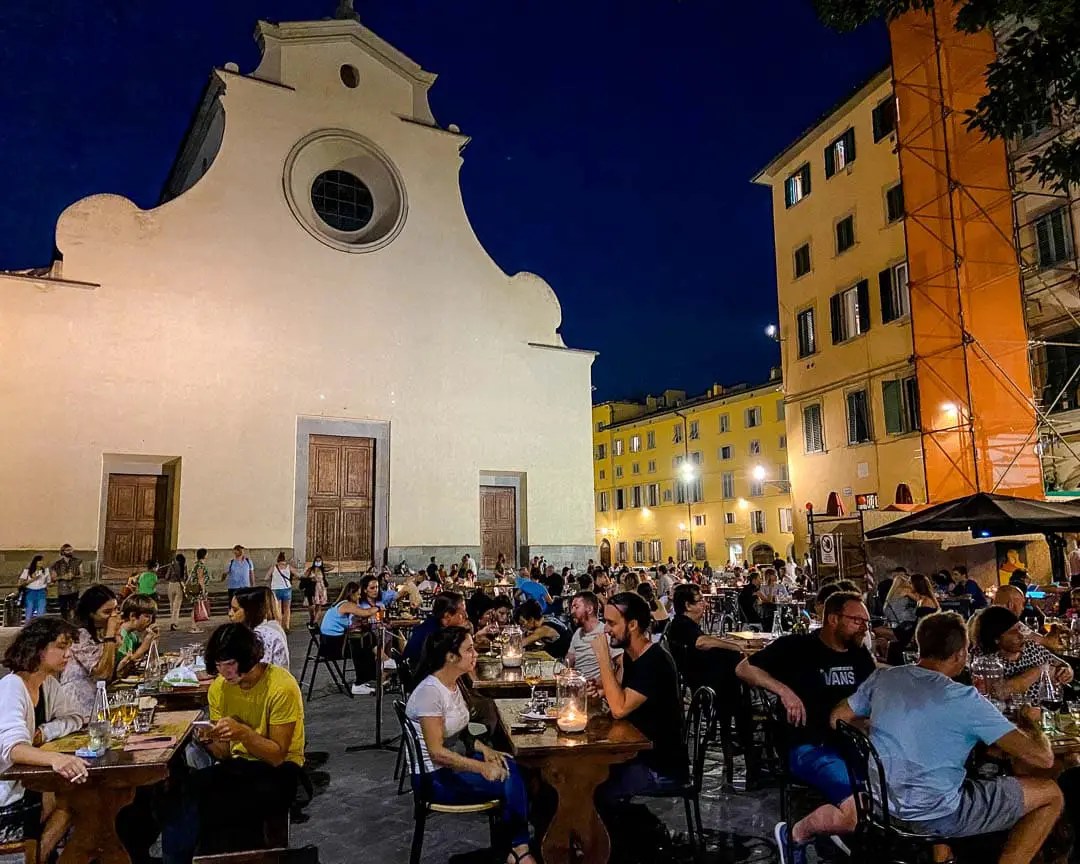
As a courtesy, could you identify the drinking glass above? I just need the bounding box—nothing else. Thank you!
[523,659,543,710]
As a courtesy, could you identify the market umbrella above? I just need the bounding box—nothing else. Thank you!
[864,492,1080,540]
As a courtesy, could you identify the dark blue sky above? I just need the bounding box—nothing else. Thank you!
[0,1,887,401]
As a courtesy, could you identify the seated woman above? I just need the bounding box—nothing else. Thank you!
[910,573,941,619]
[60,585,120,717]
[319,581,381,696]
[115,593,160,677]
[636,582,669,634]
[974,606,1073,701]
[405,627,536,864]
[0,617,88,858]
[229,587,290,669]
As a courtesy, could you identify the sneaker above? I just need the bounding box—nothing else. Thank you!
[351,683,375,696]
[774,822,807,864]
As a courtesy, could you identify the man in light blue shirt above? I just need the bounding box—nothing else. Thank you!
[827,612,1061,864]
[514,566,551,614]
[225,545,254,601]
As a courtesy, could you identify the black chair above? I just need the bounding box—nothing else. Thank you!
[833,721,946,863]
[298,623,352,701]
[634,685,717,859]
[393,650,418,794]
[760,689,820,863]
[393,701,502,864]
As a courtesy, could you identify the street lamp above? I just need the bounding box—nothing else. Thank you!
[764,324,778,340]
[752,464,766,481]
[679,462,696,483]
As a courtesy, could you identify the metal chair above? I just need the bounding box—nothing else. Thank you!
[760,689,820,863]
[393,701,502,864]
[298,623,352,701]
[392,650,418,794]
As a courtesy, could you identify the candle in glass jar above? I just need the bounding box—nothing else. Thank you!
[557,707,587,733]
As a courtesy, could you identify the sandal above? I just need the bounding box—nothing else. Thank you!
[506,848,536,864]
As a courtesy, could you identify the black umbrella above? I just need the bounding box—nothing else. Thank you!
[864,492,1080,540]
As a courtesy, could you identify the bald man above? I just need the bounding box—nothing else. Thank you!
[994,584,1047,645]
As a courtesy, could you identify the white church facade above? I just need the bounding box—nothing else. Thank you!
[0,12,596,579]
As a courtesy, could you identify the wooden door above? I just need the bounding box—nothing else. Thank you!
[306,434,375,569]
[479,486,516,569]
[599,539,611,568]
[103,474,167,570]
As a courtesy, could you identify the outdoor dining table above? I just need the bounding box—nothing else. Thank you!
[0,709,200,863]
[471,652,560,698]
[494,697,651,864]
[724,630,778,654]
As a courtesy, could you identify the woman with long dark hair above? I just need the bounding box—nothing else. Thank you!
[59,585,120,716]
[319,581,382,695]
[18,555,50,622]
[407,626,535,864]
[229,587,290,668]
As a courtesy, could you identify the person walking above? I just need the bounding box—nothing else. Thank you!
[164,553,188,631]
[189,548,209,634]
[301,556,331,623]
[18,555,51,622]
[224,545,254,603]
[266,552,297,632]
[51,544,82,622]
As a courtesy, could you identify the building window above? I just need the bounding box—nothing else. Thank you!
[673,424,683,444]
[776,399,786,421]
[722,471,735,499]
[719,445,733,461]
[614,439,624,456]
[784,163,812,208]
[779,435,787,450]
[596,421,604,432]
[615,488,626,510]
[749,439,761,455]
[883,376,921,435]
[835,215,856,254]
[745,406,762,428]
[872,96,897,142]
[616,541,628,563]
[646,483,659,507]
[886,183,904,223]
[311,170,374,231]
[631,486,642,508]
[779,507,794,533]
[689,478,704,503]
[633,540,645,563]
[646,430,656,449]
[599,469,606,480]
[825,127,856,178]
[779,463,790,483]
[846,389,872,444]
[630,435,641,453]
[750,479,765,497]
[750,510,766,533]
[690,451,703,466]
[632,462,640,475]
[1036,208,1074,270]
[693,542,707,561]
[647,460,656,473]
[803,403,825,453]
[719,413,730,433]
[830,280,870,343]
[649,539,662,563]
[597,491,610,512]
[596,443,606,460]
[794,243,811,278]
[615,465,623,479]
[725,512,736,525]
[879,261,910,323]
[691,515,705,528]
[677,539,691,563]
[662,488,672,502]
[796,308,816,358]
[1020,111,1051,141]
[689,420,699,440]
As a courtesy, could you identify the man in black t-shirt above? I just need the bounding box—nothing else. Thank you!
[737,591,875,862]
[593,592,687,810]
[517,600,572,659]
[738,571,762,625]
[666,584,744,692]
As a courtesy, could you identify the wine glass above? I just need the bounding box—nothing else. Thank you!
[523,658,543,710]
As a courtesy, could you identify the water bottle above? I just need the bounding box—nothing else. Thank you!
[145,640,162,685]
[88,680,112,753]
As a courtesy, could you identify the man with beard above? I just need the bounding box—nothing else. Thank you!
[592,592,687,807]
[736,591,876,862]
[566,590,621,680]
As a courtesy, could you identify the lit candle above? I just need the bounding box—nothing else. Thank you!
[557,706,587,733]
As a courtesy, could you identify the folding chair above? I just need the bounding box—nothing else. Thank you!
[298,623,352,701]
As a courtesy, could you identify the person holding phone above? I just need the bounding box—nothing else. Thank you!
[59,585,121,717]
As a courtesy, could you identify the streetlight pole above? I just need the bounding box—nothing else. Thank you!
[674,409,693,564]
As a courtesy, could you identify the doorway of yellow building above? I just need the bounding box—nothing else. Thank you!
[599,538,612,568]
[750,543,775,567]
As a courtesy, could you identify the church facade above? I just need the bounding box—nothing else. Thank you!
[0,13,596,579]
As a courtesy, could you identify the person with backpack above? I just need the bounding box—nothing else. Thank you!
[224,545,254,603]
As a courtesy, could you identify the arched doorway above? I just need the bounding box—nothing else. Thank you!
[750,543,775,567]
[895,483,914,505]
[599,538,611,568]
[825,491,846,516]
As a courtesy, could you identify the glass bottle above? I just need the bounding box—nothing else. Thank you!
[145,640,162,685]
[1037,664,1061,733]
[88,680,112,752]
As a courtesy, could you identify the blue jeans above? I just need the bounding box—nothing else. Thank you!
[789,743,855,807]
[23,589,46,621]
[595,758,682,810]
[424,755,530,846]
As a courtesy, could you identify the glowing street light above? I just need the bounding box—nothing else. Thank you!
[678,522,686,531]
[764,324,778,339]
[737,498,749,509]
[641,507,651,517]
[752,465,767,481]
[679,462,696,483]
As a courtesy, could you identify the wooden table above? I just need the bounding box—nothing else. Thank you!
[494,698,651,864]
[114,677,212,711]
[724,631,778,655]
[0,709,199,863]
[471,653,559,698]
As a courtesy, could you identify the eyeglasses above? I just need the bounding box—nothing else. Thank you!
[840,614,872,629]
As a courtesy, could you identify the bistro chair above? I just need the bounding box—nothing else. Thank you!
[634,685,717,859]
[298,622,352,701]
[393,650,418,794]
[393,701,502,864]
[833,721,947,863]
[761,689,821,863]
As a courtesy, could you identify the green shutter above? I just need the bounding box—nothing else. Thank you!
[1037,216,1052,267]
[845,127,856,164]
[883,380,902,434]
[824,143,836,178]
[784,177,794,209]
[830,293,843,343]
[872,105,883,142]
[801,163,811,196]
[879,268,895,323]
[856,279,871,332]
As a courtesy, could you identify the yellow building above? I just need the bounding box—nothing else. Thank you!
[593,374,795,569]
[753,67,926,555]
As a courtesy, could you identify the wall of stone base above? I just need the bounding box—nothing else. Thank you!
[388,547,482,572]
[525,545,597,570]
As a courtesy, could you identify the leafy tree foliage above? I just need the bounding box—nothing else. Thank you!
[813,0,1080,192]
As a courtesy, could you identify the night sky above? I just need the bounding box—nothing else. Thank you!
[0,1,887,401]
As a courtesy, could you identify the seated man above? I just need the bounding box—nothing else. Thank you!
[115,593,160,676]
[566,591,621,680]
[972,606,1072,701]
[165,623,305,859]
[833,612,1062,863]
[992,584,1047,646]
[403,591,469,666]
[517,600,571,659]
[665,583,744,693]
[593,592,688,806]
[514,567,552,613]
[736,591,876,861]
[951,565,987,610]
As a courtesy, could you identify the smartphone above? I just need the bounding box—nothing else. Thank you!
[192,720,214,728]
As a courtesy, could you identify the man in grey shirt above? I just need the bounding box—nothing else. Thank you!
[566,591,621,680]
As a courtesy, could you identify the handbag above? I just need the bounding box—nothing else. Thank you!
[193,599,210,623]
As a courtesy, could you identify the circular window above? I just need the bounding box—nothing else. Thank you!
[310,170,373,232]
[340,64,359,88]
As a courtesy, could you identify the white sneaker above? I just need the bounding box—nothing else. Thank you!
[382,658,398,670]
[351,683,375,695]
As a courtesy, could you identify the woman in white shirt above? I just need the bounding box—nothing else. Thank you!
[18,555,51,622]
[228,587,290,670]
[405,627,535,864]
[266,552,298,632]
[0,617,88,857]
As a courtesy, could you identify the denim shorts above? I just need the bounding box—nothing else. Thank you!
[893,777,1026,838]
[273,588,292,604]
[789,743,855,806]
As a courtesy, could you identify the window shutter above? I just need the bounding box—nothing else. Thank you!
[856,279,871,332]
[830,293,843,344]
[784,178,794,209]
[801,163,811,196]
[882,380,902,434]
[824,143,836,179]
[845,128,856,164]
[1036,216,1053,266]
[879,268,895,323]
[1052,210,1069,261]
[905,378,921,430]
[846,393,858,443]
[872,105,882,142]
